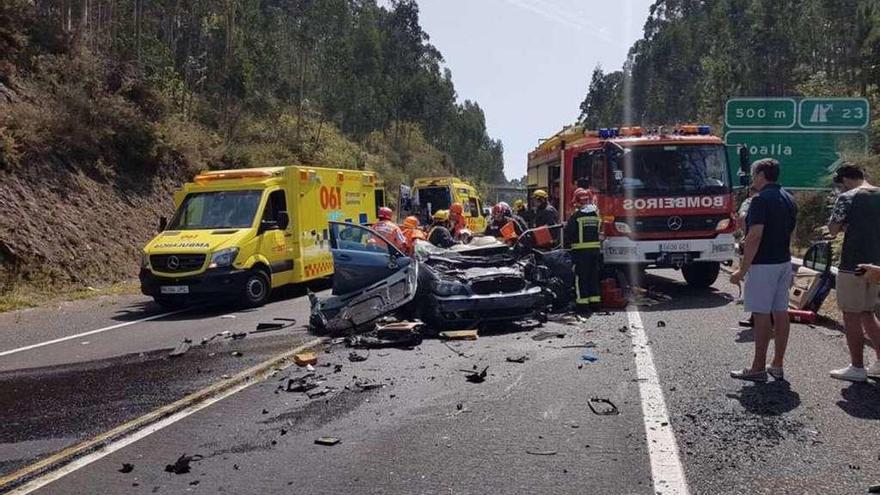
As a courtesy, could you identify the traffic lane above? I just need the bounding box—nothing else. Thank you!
[641,269,880,494]
[0,330,314,478]
[37,315,657,495]
[0,284,328,372]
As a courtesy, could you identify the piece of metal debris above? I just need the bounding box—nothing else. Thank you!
[465,366,489,383]
[657,321,666,328]
[531,331,565,341]
[164,454,202,475]
[315,437,340,446]
[119,463,134,474]
[526,449,558,456]
[168,339,192,358]
[230,332,247,340]
[561,342,597,349]
[506,355,529,363]
[588,397,620,416]
[348,351,368,362]
[307,387,333,399]
[354,380,383,391]
[439,329,478,340]
[256,322,284,331]
[231,351,243,357]
[285,374,318,393]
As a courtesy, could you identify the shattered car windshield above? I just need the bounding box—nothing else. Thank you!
[615,145,730,196]
[167,190,262,230]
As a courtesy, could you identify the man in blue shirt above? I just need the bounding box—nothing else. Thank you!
[729,158,798,382]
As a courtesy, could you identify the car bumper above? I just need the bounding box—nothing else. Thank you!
[433,287,546,322]
[139,267,250,298]
[602,234,736,266]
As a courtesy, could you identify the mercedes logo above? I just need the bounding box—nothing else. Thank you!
[167,256,180,270]
[667,216,683,231]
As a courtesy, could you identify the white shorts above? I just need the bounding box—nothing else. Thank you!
[744,262,794,314]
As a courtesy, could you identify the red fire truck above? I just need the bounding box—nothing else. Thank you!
[526,124,739,287]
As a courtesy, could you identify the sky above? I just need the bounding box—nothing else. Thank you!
[411,0,655,181]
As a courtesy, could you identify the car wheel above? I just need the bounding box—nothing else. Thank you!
[241,269,271,307]
[682,262,720,288]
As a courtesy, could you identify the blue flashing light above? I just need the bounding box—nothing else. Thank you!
[698,125,711,135]
[611,127,620,137]
[598,128,610,139]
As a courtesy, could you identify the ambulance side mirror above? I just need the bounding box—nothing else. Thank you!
[277,211,290,230]
[158,216,167,232]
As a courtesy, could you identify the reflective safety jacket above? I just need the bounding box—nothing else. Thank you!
[374,220,407,252]
[564,206,601,250]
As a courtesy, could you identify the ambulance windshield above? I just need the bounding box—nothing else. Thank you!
[168,190,263,230]
[614,145,730,196]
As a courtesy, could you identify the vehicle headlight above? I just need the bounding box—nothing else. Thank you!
[715,219,732,231]
[141,253,151,269]
[614,222,632,234]
[209,248,239,269]
[433,281,468,297]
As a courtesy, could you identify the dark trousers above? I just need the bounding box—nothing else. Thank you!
[572,248,601,310]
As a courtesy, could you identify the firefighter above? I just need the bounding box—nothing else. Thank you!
[428,209,456,248]
[401,215,426,254]
[533,189,559,227]
[514,199,534,228]
[449,202,468,239]
[485,202,525,239]
[564,188,602,314]
[373,206,407,252]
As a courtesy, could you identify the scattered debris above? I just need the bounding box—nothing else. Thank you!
[164,454,202,475]
[581,352,598,363]
[307,387,333,399]
[439,330,478,341]
[230,332,247,340]
[333,364,343,373]
[119,463,134,474]
[531,331,565,341]
[231,351,243,357]
[657,321,666,328]
[294,352,318,367]
[255,322,285,331]
[274,317,297,322]
[506,355,529,363]
[315,437,340,446]
[262,409,269,415]
[168,339,192,358]
[306,364,316,372]
[285,374,318,393]
[868,483,880,493]
[526,449,558,456]
[348,351,368,362]
[618,326,629,333]
[189,480,200,486]
[561,342,597,349]
[588,397,620,416]
[465,366,489,383]
[354,379,383,391]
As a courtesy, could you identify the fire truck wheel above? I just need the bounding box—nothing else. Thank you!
[682,262,720,288]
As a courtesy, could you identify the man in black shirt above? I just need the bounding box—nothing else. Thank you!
[826,164,880,382]
[729,159,797,382]
[533,189,559,227]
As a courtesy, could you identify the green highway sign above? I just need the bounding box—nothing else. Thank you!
[725,98,796,128]
[725,130,868,189]
[799,98,870,129]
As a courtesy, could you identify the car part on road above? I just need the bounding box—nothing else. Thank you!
[348,351,368,362]
[315,437,340,446]
[168,339,192,358]
[465,366,488,383]
[346,323,424,349]
[440,330,478,340]
[294,352,318,366]
[588,397,620,416]
[231,351,243,357]
[231,332,247,340]
[164,454,202,475]
[561,343,596,349]
[285,375,319,393]
[118,463,134,474]
[525,449,558,456]
[657,320,666,328]
[531,331,565,341]
[506,355,529,363]
[581,352,598,363]
[354,379,383,391]
[307,387,333,399]
[868,483,880,493]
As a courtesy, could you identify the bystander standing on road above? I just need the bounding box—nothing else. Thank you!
[729,159,797,382]
[826,164,880,382]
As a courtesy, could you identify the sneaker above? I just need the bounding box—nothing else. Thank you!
[867,361,880,379]
[730,368,768,382]
[830,365,867,382]
[767,367,784,380]
[738,318,753,328]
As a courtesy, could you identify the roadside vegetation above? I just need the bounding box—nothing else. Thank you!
[0,0,505,305]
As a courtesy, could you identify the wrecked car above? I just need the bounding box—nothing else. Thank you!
[310,222,562,333]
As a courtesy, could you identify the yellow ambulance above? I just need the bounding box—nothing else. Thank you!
[399,177,487,233]
[140,166,381,308]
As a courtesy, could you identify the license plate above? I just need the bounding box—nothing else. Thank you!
[160,285,189,295]
[660,242,690,252]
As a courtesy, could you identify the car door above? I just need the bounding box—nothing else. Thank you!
[329,221,411,295]
[259,189,294,286]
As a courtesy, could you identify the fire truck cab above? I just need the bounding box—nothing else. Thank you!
[527,125,738,288]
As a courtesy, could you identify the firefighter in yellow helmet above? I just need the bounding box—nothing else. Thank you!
[564,188,602,314]
[428,209,456,248]
[533,189,558,227]
[514,198,534,228]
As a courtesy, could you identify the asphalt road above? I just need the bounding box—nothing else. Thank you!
[1,271,879,494]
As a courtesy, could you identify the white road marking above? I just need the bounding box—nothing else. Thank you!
[628,307,690,495]
[6,337,324,495]
[0,308,189,357]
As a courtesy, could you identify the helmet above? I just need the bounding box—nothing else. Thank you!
[533,189,548,199]
[450,202,463,215]
[513,199,524,210]
[403,216,420,229]
[491,204,505,218]
[378,207,393,220]
[498,201,512,215]
[432,209,450,222]
[573,188,591,204]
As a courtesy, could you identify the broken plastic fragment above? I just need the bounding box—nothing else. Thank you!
[581,352,598,363]
[119,463,134,474]
[465,366,489,383]
[315,437,340,446]
[164,454,203,475]
[348,351,367,362]
[506,356,529,363]
[526,449,557,456]
[531,331,565,341]
[657,321,666,328]
[588,397,620,416]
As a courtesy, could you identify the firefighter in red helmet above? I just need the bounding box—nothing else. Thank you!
[564,188,602,313]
